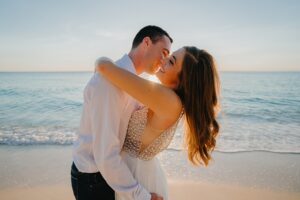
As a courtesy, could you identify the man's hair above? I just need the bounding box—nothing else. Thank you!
[131,25,173,49]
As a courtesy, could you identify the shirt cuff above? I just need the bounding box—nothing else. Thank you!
[136,186,151,200]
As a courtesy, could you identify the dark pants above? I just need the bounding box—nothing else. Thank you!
[71,162,115,200]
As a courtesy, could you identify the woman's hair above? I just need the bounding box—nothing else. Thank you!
[174,46,220,166]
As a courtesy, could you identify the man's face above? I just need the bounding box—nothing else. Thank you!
[143,35,172,74]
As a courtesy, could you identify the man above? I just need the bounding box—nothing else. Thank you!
[71,25,173,200]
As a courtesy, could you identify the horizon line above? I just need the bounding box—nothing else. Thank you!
[0,70,299,73]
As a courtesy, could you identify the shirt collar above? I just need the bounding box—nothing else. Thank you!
[115,54,137,75]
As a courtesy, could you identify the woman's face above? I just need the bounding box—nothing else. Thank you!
[155,48,185,89]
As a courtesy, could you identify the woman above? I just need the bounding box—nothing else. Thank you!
[96,46,220,200]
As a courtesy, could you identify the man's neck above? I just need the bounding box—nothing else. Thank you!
[128,49,143,75]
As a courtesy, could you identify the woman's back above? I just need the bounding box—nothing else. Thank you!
[122,106,182,160]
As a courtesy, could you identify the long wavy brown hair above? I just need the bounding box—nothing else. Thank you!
[175,46,220,166]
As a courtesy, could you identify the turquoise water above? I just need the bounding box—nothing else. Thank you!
[0,72,299,153]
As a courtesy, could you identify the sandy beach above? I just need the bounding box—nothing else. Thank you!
[0,145,299,200]
[1,181,299,200]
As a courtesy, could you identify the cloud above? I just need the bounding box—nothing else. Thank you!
[94,30,131,40]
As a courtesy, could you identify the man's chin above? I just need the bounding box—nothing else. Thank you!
[145,67,159,75]
[154,68,161,74]
[145,70,156,75]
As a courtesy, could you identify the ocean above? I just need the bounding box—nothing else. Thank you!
[0,72,299,153]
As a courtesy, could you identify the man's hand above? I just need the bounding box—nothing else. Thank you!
[150,193,163,200]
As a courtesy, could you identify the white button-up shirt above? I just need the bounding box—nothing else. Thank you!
[73,54,151,200]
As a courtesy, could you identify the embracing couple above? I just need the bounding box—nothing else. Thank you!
[71,25,220,200]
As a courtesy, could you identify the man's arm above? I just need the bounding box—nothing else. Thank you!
[89,75,151,200]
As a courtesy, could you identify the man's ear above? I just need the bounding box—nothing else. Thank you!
[142,36,152,47]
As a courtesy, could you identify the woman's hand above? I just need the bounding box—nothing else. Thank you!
[94,57,114,73]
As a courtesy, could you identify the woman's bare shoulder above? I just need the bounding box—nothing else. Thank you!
[151,89,183,128]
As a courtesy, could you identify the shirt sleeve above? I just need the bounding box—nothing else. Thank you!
[89,73,151,200]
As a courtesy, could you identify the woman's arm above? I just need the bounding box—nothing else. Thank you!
[96,60,182,120]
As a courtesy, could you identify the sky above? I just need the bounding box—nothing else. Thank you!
[0,0,299,72]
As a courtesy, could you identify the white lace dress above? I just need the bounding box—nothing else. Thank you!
[115,106,182,200]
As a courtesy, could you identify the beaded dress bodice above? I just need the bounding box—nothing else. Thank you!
[122,106,182,161]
